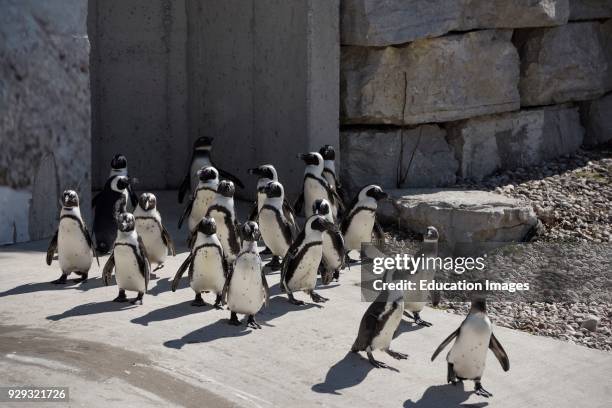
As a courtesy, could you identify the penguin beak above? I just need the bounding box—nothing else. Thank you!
[248,167,262,177]
[376,191,389,201]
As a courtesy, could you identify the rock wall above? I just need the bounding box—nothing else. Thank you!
[340,0,612,197]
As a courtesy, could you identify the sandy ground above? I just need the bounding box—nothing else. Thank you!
[0,193,610,408]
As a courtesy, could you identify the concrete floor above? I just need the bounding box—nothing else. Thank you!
[0,192,610,407]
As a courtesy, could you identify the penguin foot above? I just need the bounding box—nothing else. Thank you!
[261,247,272,255]
[72,273,88,284]
[386,349,408,360]
[333,270,340,281]
[309,291,328,303]
[191,298,207,307]
[246,315,261,329]
[287,294,305,306]
[113,290,128,303]
[366,352,389,369]
[153,263,165,272]
[51,275,68,285]
[212,294,223,310]
[415,318,432,327]
[321,271,333,285]
[150,272,159,280]
[130,292,144,305]
[267,256,282,271]
[474,382,493,398]
[228,312,241,326]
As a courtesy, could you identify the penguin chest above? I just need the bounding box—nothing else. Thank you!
[259,209,289,257]
[304,178,329,218]
[135,218,167,264]
[322,232,342,270]
[190,248,225,294]
[448,315,492,380]
[114,245,146,293]
[257,192,265,212]
[228,254,264,315]
[188,190,216,231]
[57,219,92,273]
[344,210,376,251]
[371,302,404,351]
[323,172,336,190]
[287,244,322,292]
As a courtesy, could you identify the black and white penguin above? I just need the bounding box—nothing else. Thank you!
[404,226,439,327]
[178,137,244,203]
[341,185,388,254]
[319,145,347,203]
[171,217,227,308]
[46,190,98,284]
[206,180,241,264]
[294,152,343,220]
[247,164,298,231]
[351,270,408,368]
[178,166,219,234]
[312,199,346,284]
[431,298,510,398]
[258,181,297,271]
[134,193,175,273]
[280,215,336,305]
[92,175,129,254]
[102,213,150,305]
[108,154,138,208]
[223,221,269,329]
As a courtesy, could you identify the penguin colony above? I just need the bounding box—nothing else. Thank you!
[45,142,509,397]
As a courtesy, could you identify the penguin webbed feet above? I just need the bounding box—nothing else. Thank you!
[130,292,144,305]
[212,294,223,310]
[113,289,128,303]
[309,291,328,303]
[287,293,305,306]
[386,349,408,360]
[72,272,88,284]
[447,363,459,385]
[413,312,432,327]
[51,274,68,285]
[191,293,207,307]
[474,381,493,398]
[153,263,165,272]
[266,256,282,271]
[228,312,241,326]
[366,351,389,369]
[246,315,261,330]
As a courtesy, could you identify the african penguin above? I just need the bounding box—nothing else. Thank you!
[102,213,150,305]
[206,180,241,264]
[319,145,347,204]
[134,193,175,273]
[294,152,343,220]
[108,153,138,208]
[404,226,439,327]
[178,136,244,203]
[280,215,336,305]
[312,199,346,284]
[171,217,227,308]
[178,166,219,235]
[92,175,129,254]
[341,185,388,255]
[431,298,510,398]
[258,181,296,271]
[223,221,269,329]
[46,190,98,284]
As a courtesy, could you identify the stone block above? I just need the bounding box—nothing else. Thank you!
[569,0,612,20]
[580,93,612,146]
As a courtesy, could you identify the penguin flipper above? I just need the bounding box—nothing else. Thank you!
[261,270,270,307]
[92,191,100,208]
[161,224,176,256]
[46,230,58,266]
[178,196,195,229]
[221,267,234,304]
[248,202,258,222]
[171,254,193,292]
[178,173,190,204]
[282,199,299,237]
[102,253,115,286]
[127,184,138,207]
[489,333,510,371]
[373,221,385,244]
[216,167,245,189]
[431,328,460,362]
[83,224,100,267]
[137,236,151,291]
[352,300,388,351]
[293,191,304,214]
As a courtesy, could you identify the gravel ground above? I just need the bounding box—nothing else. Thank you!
[384,145,612,352]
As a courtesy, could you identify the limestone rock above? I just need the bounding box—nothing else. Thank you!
[580,316,600,332]
[569,0,612,20]
[580,93,612,146]
[515,22,610,106]
[340,125,458,197]
[28,155,60,241]
[381,189,538,243]
[448,106,584,180]
[460,0,570,30]
[341,30,520,125]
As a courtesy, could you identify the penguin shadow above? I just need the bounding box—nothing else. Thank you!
[163,318,253,349]
[403,383,488,408]
[311,352,378,395]
[47,300,137,321]
[146,277,188,296]
[0,277,104,298]
[131,300,208,326]
[395,318,428,336]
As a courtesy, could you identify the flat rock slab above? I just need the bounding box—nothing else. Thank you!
[381,189,538,243]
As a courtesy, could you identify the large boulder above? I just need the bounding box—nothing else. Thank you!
[515,22,611,106]
[569,0,612,20]
[341,30,520,125]
[380,189,538,243]
[580,93,612,146]
[448,105,584,181]
[341,0,568,46]
[340,125,458,197]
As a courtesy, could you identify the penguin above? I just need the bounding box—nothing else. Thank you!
[223,221,269,329]
[178,136,244,203]
[341,185,388,254]
[171,217,228,308]
[92,175,129,254]
[294,152,343,220]
[351,269,408,369]
[258,181,297,271]
[102,213,150,305]
[312,199,346,284]
[404,226,439,327]
[178,166,219,235]
[431,297,510,398]
[206,180,241,264]
[107,153,138,208]
[134,193,175,273]
[319,145,347,203]
[46,190,99,284]
[280,215,337,305]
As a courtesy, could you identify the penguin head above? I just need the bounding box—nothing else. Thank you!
[308,215,337,233]
[216,180,235,198]
[198,216,217,235]
[138,193,157,211]
[240,221,261,242]
[198,166,219,183]
[111,154,127,170]
[362,185,388,202]
[319,145,336,161]
[117,212,135,232]
[61,190,79,208]
[297,152,323,167]
[264,181,284,199]
[115,176,130,191]
[248,164,277,181]
[194,136,213,151]
[312,198,330,216]
[424,226,439,243]
[470,296,487,313]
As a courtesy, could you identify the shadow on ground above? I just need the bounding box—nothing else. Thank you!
[0,277,104,298]
[163,318,253,349]
[404,383,488,408]
[312,352,385,395]
[131,300,210,326]
[46,300,137,320]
